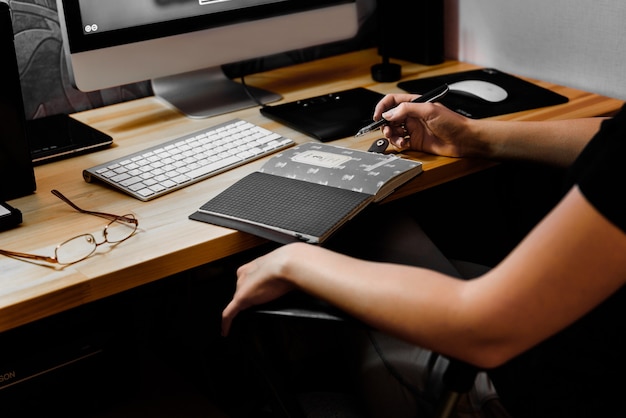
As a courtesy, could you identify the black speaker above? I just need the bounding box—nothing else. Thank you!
[377,0,444,66]
[0,1,36,201]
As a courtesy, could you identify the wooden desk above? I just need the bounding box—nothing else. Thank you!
[0,49,622,333]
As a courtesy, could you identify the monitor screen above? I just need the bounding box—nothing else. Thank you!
[57,0,360,118]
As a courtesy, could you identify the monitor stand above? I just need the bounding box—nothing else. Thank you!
[151,67,282,119]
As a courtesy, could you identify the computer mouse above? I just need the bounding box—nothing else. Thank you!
[448,80,508,103]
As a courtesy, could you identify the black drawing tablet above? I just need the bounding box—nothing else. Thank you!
[260,87,385,142]
[398,68,569,119]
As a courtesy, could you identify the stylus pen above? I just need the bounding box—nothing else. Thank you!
[355,83,450,137]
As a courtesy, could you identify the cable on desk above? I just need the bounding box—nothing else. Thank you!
[240,75,269,109]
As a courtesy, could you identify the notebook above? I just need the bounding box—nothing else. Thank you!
[189,142,422,244]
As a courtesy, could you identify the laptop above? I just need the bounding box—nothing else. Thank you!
[26,114,113,166]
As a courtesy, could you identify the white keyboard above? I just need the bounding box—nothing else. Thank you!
[83,119,295,201]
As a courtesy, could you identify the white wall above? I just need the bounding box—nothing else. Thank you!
[444,0,626,100]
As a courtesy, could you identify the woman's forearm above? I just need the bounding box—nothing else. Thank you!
[281,243,472,351]
[473,117,604,167]
[279,189,626,368]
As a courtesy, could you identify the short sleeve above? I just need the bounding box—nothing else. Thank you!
[570,105,626,233]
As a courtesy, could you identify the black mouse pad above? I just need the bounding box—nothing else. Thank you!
[260,87,385,142]
[397,68,569,119]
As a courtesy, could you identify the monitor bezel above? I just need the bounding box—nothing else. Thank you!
[56,0,360,118]
[59,0,355,53]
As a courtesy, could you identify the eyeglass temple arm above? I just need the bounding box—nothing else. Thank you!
[51,190,136,224]
[0,248,57,264]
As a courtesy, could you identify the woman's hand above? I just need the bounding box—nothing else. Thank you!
[221,244,298,336]
[373,94,483,158]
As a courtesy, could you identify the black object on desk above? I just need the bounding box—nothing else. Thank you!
[398,68,569,119]
[0,201,22,231]
[260,87,385,142]
[27,114,113,165]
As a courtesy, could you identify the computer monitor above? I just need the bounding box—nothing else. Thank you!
[56,0,360,119]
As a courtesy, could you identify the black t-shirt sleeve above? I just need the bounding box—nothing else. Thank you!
[570,104,626,233]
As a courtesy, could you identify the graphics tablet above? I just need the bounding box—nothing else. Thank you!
[260,87,385,142]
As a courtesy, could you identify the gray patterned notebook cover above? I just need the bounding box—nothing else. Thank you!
[190,143,422,244]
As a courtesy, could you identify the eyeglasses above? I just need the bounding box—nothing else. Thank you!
[0,189,138,265]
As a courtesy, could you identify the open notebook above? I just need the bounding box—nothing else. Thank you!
[189,143,422,244]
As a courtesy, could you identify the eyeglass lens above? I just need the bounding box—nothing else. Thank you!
[105,215,137,243]
[54,216,137,264]
[55,234,97,264]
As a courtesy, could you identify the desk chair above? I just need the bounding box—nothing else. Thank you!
[233,301,480,418]
[433,356,480,418]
